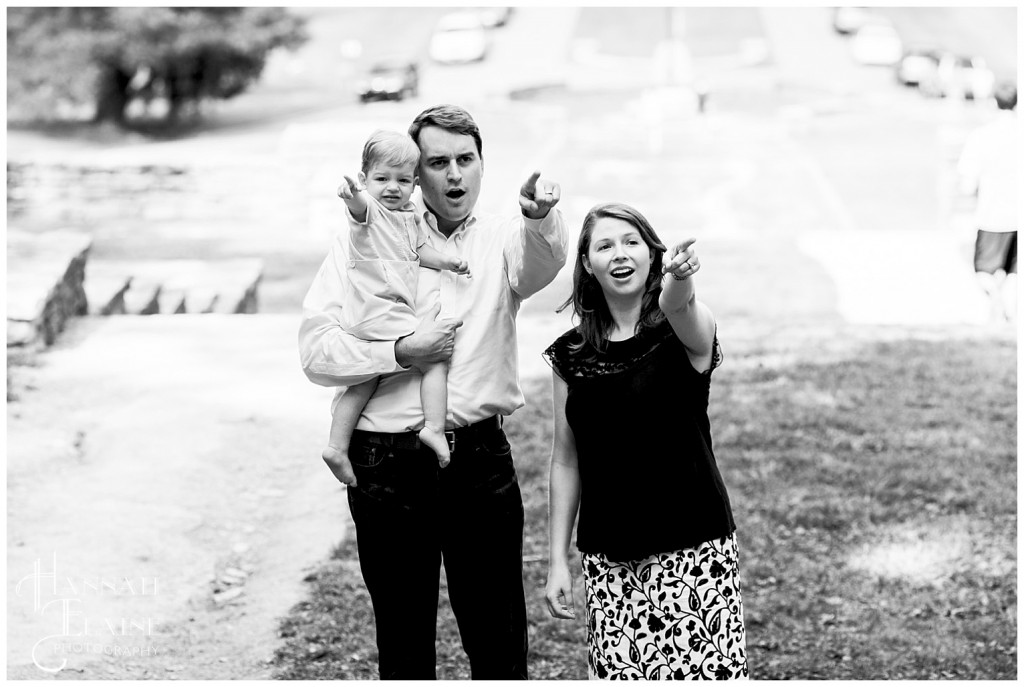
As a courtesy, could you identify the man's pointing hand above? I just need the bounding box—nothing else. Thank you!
[519,170,561,220]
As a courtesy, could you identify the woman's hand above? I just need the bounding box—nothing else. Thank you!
[545,562,577,620]
[662,237,700,281]
[658,235,717,370]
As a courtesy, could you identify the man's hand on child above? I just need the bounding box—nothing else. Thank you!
[395,303,464,369]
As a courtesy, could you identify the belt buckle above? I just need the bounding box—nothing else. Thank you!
[444,430,456,453]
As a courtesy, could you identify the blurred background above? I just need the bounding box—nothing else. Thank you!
[6,5,1018,681]
[6,6,1018,324]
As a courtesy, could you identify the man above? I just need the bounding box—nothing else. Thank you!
[298,104,568,679]
[957,81,1018,323]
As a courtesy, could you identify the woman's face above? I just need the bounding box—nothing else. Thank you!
[583,217,653,303]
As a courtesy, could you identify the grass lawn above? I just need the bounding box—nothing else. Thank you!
[270,326,1015,680]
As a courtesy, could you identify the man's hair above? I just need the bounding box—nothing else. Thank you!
[408,104,483,158]
[994,81,1017,111]
[361,130,420,174]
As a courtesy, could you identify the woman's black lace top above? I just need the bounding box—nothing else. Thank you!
[543,319,735,562]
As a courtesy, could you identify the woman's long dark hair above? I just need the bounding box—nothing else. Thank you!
[557,202,667,353]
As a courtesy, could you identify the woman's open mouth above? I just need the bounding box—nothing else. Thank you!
[610,267,635,279]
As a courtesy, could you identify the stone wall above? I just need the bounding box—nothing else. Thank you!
[6,159,299,348]
[7,230,92,348]
[6,160,311,231]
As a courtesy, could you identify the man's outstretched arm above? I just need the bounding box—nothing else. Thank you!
[506,169,569,299]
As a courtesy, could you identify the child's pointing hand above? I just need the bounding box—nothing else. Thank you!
[337,175,365,201]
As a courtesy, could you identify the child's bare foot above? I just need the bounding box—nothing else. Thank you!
[418,426,451,468]
[322,446,357,487]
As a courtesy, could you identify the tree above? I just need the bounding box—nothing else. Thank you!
[7,7,307,127]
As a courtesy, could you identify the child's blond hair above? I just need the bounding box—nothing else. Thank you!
[361,129,420,174]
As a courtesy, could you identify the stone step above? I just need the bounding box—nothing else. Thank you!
[123,280,162,315]
[86,259,263,315]
[83,274,131,316]
[185,287,219,315]
[7,229,93,348]
[158,288,187,315]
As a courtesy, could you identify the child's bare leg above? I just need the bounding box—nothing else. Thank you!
[418,362,451,467]
[1002,272,1017,322]
[323,379,377,486]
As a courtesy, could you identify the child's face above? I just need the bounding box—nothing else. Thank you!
[362,161,417,211]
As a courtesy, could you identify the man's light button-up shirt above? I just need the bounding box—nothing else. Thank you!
[298,201,569,434]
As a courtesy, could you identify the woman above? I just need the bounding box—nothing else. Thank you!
[543,203,748,679]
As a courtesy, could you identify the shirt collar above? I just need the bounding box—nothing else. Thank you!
[414,191,478,237]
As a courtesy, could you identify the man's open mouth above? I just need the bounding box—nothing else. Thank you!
[445,189,466,200]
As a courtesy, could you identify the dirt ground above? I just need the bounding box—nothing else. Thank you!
[5,308,576,680]
[6,315,346,679]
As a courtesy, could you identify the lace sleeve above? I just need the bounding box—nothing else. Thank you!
[686,328,723,378]
[707,335,723,375]
[542,330,575,381]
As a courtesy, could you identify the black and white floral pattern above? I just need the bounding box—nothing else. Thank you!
[582,535,748,680]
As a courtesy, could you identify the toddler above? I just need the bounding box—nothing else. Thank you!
[322,130,470,486]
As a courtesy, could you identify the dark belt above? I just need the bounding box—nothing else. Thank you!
[352,415,503,453]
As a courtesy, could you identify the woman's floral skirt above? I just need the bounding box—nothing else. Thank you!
[581,534,749,680]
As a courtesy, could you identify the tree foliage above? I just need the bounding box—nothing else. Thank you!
[7,7,307,126]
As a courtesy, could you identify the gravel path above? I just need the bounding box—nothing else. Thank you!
[7,315,345,679]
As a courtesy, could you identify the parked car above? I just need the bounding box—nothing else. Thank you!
[475,6,513,28]
[832,6,870,35]
[895,46,943,87]
[355,59,419,102]
[429,11,489,64]
[850,20,902,66]
[920,54,996,100]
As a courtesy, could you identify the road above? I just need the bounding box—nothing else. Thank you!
[875,6,1017,79]
[9,8,1009,319]
[285,5,1001,328]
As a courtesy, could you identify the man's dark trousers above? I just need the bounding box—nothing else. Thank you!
[347,425,529,680]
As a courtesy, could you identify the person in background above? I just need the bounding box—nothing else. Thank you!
[299,104,568,679]
[543,202,748,679]
[957,81,1018,324]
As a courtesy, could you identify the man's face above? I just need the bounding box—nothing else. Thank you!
[416,125,483,231]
